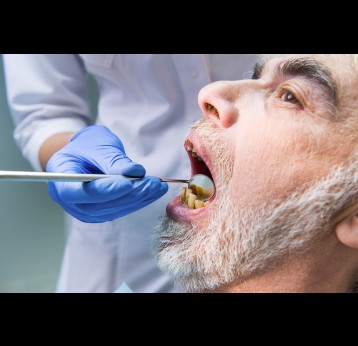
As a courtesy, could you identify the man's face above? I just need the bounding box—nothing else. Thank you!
[152,55,358,292]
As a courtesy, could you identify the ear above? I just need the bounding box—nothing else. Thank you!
[335,211,358,249]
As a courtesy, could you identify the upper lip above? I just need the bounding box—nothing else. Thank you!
[184,131,216,186]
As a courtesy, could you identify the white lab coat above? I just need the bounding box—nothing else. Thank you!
[3,54,258,292]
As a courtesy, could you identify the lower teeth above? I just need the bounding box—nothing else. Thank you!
[180,187,210,209]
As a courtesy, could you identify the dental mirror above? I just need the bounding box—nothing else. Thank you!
[187,174,215,201]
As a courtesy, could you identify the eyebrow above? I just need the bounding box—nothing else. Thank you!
[252,56,339,112]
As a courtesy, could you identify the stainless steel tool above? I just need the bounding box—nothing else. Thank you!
[0,170,216,200]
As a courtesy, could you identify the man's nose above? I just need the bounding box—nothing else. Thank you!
[198,80,253,128]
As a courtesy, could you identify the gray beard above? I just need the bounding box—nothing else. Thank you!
[152,123,358,292]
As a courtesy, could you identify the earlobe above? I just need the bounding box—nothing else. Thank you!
[335,213,358,249]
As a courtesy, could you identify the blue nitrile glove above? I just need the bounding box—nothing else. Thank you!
[46,125,168,223]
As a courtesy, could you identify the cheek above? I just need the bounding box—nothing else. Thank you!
[228,117,342,207]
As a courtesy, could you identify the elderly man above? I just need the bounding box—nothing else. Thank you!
[152,54,358,293]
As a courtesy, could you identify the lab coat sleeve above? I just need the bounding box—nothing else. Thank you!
[3,54,92,171]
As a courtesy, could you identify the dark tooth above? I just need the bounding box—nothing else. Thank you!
[184,140,193,152]
[180,187,187,204]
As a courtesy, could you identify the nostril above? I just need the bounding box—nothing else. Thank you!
[205,103,213,111]
[205,103,219,118]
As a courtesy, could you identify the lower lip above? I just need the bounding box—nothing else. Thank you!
[166,195,215,224]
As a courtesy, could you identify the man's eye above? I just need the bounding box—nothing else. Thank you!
[283,90,300,105]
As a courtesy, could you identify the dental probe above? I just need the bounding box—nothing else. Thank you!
[0,171,216,200]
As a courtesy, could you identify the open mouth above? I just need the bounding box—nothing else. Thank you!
[184,139,213,183]
[167,131,215,219]
[166,129,218,223]
[166,133,216,222]
[179,138,215,209]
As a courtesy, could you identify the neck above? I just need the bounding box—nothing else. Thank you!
[218,235,358,293]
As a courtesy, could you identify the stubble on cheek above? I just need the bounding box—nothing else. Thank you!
[228,119,331,209]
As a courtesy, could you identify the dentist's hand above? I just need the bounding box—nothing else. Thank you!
[46,125,168,223]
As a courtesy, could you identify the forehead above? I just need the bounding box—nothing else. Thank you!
[261,54,351,81]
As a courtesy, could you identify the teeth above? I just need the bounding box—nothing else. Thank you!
[191,150,203,161]
[185,142,193,152]
[185,141,203,161]
[179,186,211,209]
[188,193,197,209]
[194,200,205,209]
[185,188,193,204]
[190,184,212,201]
[180,187,186,204]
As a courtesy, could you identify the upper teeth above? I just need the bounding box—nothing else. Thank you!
[185,142,203,161]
